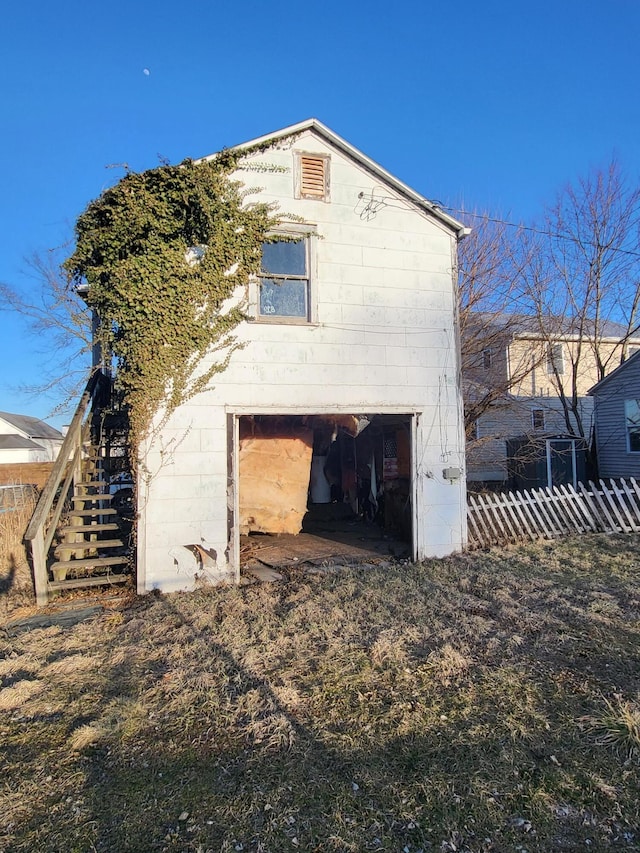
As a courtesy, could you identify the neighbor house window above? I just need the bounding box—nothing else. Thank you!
[547,343,564,375]
[532,409,545,431]
[482,348,492,370]
[295,153,330,201]
[259,238,310,320]
[625,399,640,452]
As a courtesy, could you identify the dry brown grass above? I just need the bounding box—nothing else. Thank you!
[0,678,45,711]
[1,533,640,852]
[587,695,640,759]
[0,494,36,612]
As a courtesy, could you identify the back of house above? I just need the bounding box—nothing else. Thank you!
[137,119,469,592]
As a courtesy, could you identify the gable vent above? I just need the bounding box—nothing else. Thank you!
[299,155,329,200]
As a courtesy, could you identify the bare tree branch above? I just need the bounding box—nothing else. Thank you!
[519,158,640,442]
[0,250,93,416]
[458,213,543,435]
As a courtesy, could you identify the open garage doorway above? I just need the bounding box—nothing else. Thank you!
[232,413,415,577]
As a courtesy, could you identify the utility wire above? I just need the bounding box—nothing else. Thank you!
[441,206,640,260]
[355,191,640,260]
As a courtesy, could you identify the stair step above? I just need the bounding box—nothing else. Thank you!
[70,508,118,517]
[50,555,129,571]
[61,523,120,534]
[48,574,129,592]
[54,539,124,556]
[71,493,113,504]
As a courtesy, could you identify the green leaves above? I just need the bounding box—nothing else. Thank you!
[65,152,279,451]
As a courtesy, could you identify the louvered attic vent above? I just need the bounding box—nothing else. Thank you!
[299,155,329,200]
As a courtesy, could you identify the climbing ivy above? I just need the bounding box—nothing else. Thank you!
[65,148,280,455]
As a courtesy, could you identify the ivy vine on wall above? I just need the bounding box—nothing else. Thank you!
[65,147,280,457]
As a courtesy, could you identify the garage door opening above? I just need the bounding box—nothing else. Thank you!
[235,413,414,575]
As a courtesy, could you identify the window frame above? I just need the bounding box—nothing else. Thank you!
[625,399,640,453]
[251,225,317,325]
[547,342,564,375]
[531,409,545,431]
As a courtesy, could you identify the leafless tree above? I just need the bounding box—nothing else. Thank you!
[0,250,93,416]
[457,212,543,436]
[518,159,640,441]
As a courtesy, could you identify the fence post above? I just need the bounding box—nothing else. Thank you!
[31,528,48,606]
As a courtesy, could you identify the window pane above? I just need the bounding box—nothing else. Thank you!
[629,427,640,452]
[625,399,640,427]
[547,343,564,374]
[259,278,308,318]
[261,240,306,276]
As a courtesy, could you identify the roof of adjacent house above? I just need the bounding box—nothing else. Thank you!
[0,434,45,451]
[588,349,640,395]
[201,118,469,239]
[467,312,639,342]
[0,411,63,441]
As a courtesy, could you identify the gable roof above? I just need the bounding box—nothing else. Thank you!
[0,434,45,451]
[0,411,63,441]
[588,349,640,395]
[203,118,469,239]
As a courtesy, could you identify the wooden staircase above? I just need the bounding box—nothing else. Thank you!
[25,371,133,604]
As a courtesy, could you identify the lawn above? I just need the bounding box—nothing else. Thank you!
[1,534,639,852]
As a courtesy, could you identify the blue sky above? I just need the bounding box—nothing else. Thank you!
[2,0,639,425]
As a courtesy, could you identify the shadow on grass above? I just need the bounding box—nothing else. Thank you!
[64,593,637,853]
[5,539,640,852]
[0,554,16,596]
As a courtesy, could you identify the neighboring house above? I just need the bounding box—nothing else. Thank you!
[134,118,469,593]
[589,349,640,479]
[464,315,640,489]
[0,411,63,464]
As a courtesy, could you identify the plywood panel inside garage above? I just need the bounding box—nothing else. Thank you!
[239,426,314,535]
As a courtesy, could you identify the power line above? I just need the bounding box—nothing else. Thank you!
[441,206,640,259]
[355,191,640,260]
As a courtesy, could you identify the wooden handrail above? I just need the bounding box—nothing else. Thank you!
[25,371,103,542]
[24,370,111,604]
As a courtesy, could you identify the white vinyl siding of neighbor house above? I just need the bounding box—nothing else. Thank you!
[0,439,48,464]
[136,128,467,593]
[0,415,62,463]
[592,366,640,479]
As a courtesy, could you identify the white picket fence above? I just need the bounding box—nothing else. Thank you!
[467,478,640,549]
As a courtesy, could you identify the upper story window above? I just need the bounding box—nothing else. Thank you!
[259,238,310,321]
[295,152,330,202]
[531,409,545,431]
[547,343,564,375]
[482,348,492,370]
[625,400,640,452]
